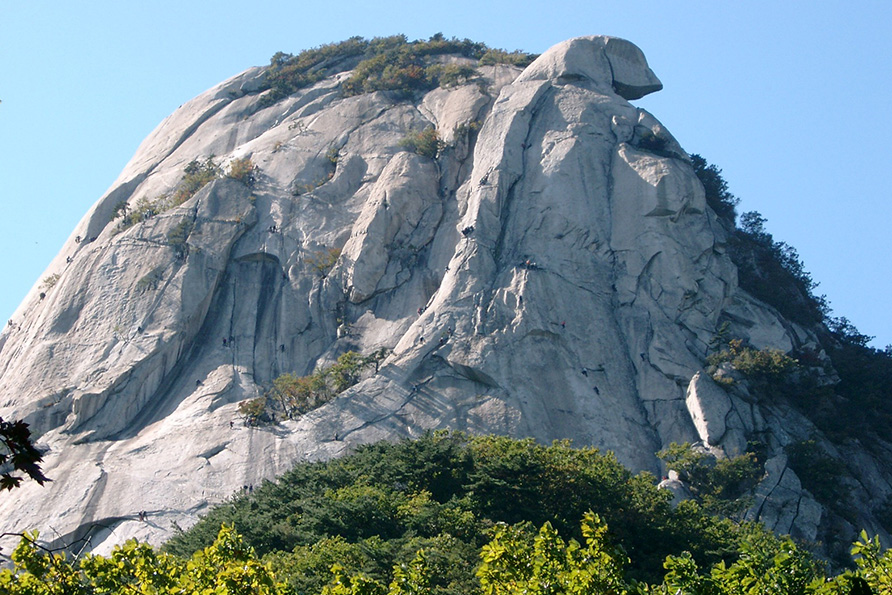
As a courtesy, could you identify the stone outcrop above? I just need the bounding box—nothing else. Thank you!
[658,470,693,507]
[0,35,889,554]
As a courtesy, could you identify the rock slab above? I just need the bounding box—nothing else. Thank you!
[0,35,887,553]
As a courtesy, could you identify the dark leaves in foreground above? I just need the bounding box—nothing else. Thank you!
[0,417,48,491]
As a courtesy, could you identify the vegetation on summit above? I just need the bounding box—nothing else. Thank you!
[260,34,537,106]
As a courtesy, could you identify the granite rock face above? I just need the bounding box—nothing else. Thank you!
[0,35,888,553]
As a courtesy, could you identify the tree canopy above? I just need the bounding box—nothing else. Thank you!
[2,433,892,593]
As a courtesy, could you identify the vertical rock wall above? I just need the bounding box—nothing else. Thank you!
[0,36,886,553]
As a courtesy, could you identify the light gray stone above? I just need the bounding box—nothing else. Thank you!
[658,470,693,507]
[747,455,822,541]
[517,36,661,100]
[0,35,884,555]
[685,372,749,456]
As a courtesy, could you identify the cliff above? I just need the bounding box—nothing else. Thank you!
[1,35,888,555]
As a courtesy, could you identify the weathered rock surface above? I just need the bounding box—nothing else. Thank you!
[658,470,693,507]
[0,35,890,554]
[747,454,823,540]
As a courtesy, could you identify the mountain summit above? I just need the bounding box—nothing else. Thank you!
[0,35,887,554]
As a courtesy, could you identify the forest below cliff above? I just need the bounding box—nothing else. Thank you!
[2,432,891,594]
[4,153,888,592]
[1,34,891,594]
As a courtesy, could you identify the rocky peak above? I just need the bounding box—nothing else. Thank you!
[0,35,888,555]
[517,35,662,99]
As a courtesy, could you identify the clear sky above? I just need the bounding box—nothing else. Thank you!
[1,1,890,347]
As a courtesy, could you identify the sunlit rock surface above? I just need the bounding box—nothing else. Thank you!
[1,35,888,554]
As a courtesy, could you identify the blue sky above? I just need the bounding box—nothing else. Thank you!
[2,1,890,347]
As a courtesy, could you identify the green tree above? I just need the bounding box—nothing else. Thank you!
[388,549,431,595]
[0,532,78,593]
[1,526,289,593]
[399,128,444,159]
[113,157,220,233]
[476,513,638,595]
[785,440,850,513]
[264,350,390,422]
[323,565,387,595]
[177,524,291,594]
[228,156,257,185]
[664,526,831,595]
[850,530,892,594]
[328,351,366,392]
[80,538,183,593]
[238,396,270,426]
[658,442,763,517]
[691,154,739,226]
[162,432,745,584]
[174,157,220,204]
